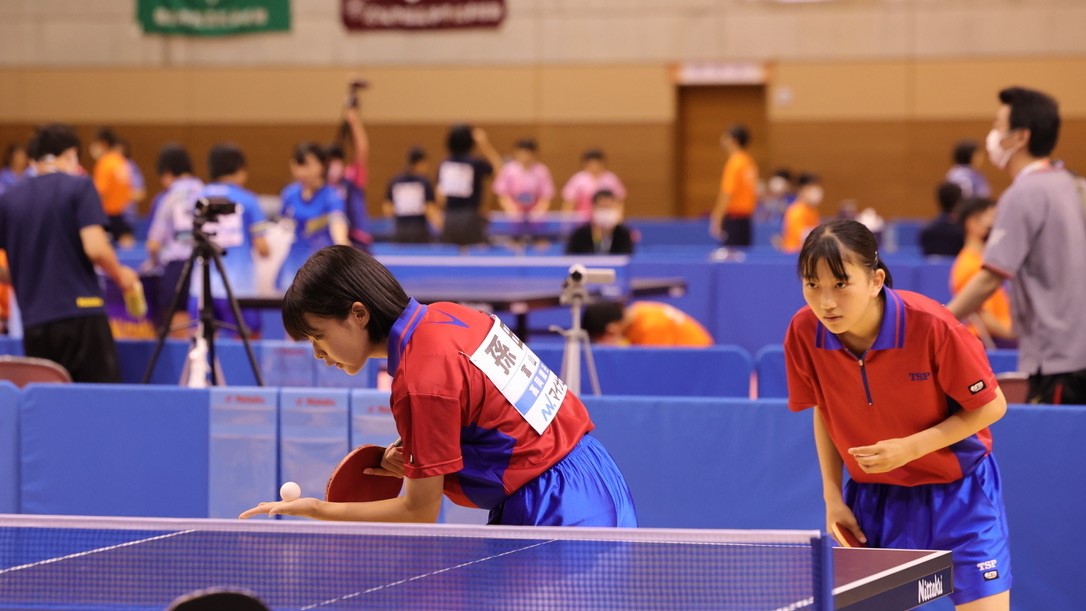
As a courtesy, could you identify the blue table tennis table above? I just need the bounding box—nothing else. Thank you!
[0,515,951,610]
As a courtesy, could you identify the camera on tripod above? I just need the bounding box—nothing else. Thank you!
[562,264,616,303]
[194,197,238,223]
[553,265,617,397]
[565,264,616,288]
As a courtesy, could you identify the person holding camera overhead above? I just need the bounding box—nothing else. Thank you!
[146,144,205,337]
[326,77,372,252]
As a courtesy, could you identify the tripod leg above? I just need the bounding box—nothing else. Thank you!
[200,254,218,386]
[580,332,602,396]
[560,328,582,397]
[141,257,196,384]
[209,244,265,387]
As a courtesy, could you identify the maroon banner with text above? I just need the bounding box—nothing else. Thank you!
[342,0,506,31]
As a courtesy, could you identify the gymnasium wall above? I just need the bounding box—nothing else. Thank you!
[2,1,1086,217]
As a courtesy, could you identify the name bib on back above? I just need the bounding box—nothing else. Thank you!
[469,316,567,435]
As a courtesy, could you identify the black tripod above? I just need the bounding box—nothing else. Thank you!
[141,204,264,386]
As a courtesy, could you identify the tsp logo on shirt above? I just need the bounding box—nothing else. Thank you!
[908,372,931,381]
[969,380,987,394]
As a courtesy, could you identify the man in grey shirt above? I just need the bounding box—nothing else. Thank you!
[948,86,1086,404]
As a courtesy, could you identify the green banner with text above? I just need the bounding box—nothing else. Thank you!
[137,0,290,36]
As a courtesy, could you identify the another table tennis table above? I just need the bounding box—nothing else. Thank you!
[237,277,687,340]
[0,515,951,610]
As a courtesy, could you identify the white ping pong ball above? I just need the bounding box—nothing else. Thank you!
[279,481,301,502]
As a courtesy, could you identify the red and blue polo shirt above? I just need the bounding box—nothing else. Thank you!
[387,299,593,509]
[784,287,1000,486]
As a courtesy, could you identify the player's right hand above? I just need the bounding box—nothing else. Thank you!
[116,266,140,293]
[826,502,867,546]
[239,497,321,520]
[364,444,405,478]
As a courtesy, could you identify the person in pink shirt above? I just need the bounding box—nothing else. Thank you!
[493,138,555,245]
[561,149,627,221]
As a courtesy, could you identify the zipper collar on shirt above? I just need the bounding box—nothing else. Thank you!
[814,287,906,352]
[386,298,426,375]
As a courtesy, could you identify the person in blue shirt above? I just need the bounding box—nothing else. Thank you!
[195,143,271,338]
[280,142,350,252]
[946,139,992,199]
[279,142,349,287]
[0,124,139,382]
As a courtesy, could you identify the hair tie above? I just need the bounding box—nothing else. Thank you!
[872,251,880,268]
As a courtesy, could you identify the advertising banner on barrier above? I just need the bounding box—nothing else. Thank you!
[341,0,505,31]
[137,0,291,36]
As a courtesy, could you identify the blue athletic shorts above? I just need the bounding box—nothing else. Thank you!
[488,435,638,527]
[844,453,1012,605]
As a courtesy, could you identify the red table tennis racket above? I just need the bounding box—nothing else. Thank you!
[325,444,403,503]
[831,522,866,548]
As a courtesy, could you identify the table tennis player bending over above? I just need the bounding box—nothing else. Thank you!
[783,220,1011,610]
[240,245,637,527]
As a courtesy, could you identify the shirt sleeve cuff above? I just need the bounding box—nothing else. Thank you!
[955,384,999,411]
[404,457,463,479]
[787,400,816,412]
[981,261,1014,280]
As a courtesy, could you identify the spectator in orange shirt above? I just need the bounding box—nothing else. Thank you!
[583,300,713,347]
[950,197,1014,347]
[710,124,758,246]
[780,173,824,253]
[89,128,135,248]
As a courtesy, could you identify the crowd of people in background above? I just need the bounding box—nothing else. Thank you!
[0,78,640,350]
[1,83,1084,403]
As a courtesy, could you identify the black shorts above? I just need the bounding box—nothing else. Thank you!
[1029,368,1086,405]
[22,315,120,383]
[106,215,133,242]
[393,217,433,244]
[721,216,752,247]
[440,208,488,246]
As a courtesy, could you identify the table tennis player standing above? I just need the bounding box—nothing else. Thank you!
[240,245,637,527]
[784,219,1011,610]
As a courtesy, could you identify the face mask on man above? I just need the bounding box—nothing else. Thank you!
[986,128,1019,170]
[593,208,622,230]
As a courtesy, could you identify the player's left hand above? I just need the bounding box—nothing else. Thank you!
[364,444,405,478]
[238,497,321,520]
[848,438,918,474]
